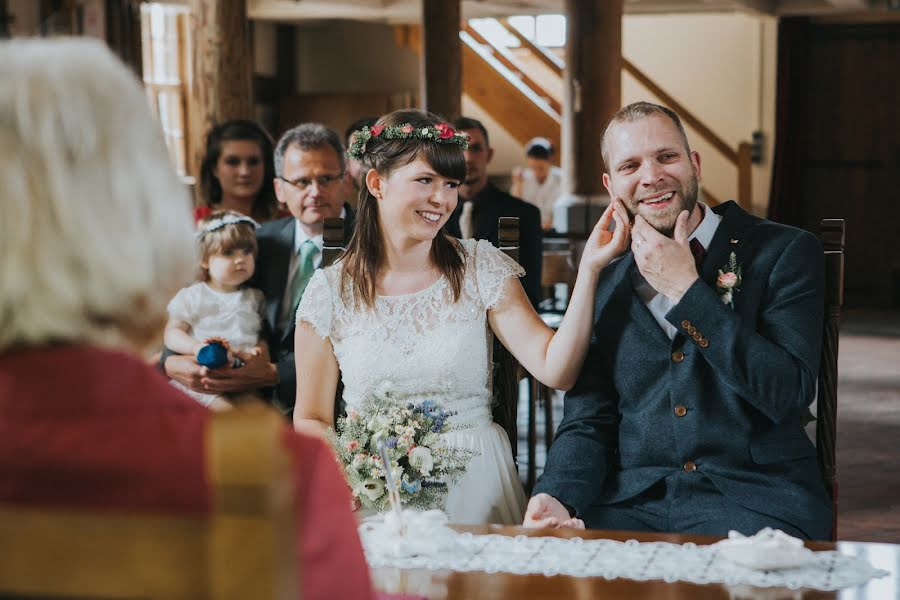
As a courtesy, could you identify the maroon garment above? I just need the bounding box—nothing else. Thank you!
[0,345,373,600]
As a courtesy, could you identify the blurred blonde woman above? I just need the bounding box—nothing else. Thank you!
[0,38,372,600]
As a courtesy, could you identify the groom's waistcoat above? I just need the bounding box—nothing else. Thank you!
[536,201,832,539]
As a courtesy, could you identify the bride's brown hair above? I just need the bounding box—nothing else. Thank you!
[341,109,467,308]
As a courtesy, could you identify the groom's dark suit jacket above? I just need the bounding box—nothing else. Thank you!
[534,201,832,539]
[253,206,355,414]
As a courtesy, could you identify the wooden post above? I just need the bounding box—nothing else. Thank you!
[737,141,753,211]
[420,0,461,121]
[105,0,143,76]
[562,0,622,229]
[186,0,253,182]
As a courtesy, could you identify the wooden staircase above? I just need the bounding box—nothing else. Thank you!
[395,19,753,208]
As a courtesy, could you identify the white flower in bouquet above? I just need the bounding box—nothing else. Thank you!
[409,446,434,477]
[326,387,478,512]
[372,380,395,401]
[355,478,385,503]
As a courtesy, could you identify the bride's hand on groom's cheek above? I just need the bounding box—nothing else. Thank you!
[523,493,582,529]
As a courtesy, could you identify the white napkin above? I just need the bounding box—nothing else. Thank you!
[359,509,459,559]
[714,527,817,571]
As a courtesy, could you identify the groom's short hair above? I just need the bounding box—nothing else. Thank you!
[601,101,691,170]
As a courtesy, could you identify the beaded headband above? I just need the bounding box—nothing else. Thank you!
[197,213,260,240]
[346,122,469,160]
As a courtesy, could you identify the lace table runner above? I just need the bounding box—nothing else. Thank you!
[362,531,889,591]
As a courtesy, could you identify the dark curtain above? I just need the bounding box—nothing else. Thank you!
[767,17,810,226]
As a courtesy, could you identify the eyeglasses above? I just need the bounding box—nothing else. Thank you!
[277,173,343,191]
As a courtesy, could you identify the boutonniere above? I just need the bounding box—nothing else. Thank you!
[716,252,742,308]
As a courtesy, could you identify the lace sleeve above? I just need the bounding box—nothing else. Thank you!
[166,285,194,324]
[473,239,526,310]
[295,269,334,339]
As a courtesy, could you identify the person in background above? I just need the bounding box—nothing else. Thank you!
[445,117,543,308]
[196,119,280,223]
[343,115,378,209]
[0,38,373,600]
[510,136,563,231]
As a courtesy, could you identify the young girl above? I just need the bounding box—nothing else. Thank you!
[165,210,268,410]
[293,109,629,524]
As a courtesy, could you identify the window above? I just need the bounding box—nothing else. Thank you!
[509,14,566,48]
[469,14,566,50]
[140,3,190,177]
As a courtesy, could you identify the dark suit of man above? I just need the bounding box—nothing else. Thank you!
[534,201,832,540]
[253,206,355,414]
[445,182,543,308]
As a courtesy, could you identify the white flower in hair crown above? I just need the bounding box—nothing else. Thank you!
[346,122,469,160]
[197,213,260,239]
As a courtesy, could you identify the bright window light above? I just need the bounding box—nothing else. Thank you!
[536,14,566,47]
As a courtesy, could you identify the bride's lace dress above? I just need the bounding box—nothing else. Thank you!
[296,238,527,525]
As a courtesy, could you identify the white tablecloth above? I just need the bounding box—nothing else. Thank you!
[361,530,889,592]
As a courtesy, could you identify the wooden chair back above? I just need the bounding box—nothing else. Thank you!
[322,216,346,267]
[493,217,521,460]
[817,218,845,541]
[322,217,348,424]
[0,404,297,600]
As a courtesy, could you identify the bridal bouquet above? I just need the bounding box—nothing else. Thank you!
[328,383,476,512]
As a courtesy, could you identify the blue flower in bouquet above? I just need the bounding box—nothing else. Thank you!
[401,479,422,495]
[326,383,477,512]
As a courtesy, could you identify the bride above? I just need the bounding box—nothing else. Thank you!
[293,109,628,525]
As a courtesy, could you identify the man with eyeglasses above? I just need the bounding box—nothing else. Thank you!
[164,123,354,416]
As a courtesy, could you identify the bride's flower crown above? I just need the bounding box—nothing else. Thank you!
[346,122,469,160]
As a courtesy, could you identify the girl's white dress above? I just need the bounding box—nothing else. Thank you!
[296,239,527,525]
[167,282,265,406]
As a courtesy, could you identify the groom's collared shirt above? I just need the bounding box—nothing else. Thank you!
[277,207,346,333]
[633,203,722,340]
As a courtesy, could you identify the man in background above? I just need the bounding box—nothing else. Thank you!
[446,116,543,308]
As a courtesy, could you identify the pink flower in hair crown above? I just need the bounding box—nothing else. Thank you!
[435,122,455,139]
[400,124,414,134]
[370,124,385,137]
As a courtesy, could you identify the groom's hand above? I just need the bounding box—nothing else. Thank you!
[631,211,698,304]
[523,493,585,529]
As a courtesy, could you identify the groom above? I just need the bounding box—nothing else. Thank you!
[524,102,833,540]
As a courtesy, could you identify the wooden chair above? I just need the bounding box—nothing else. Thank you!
[527,243,579,490]
[817,218,845,541]
[324,217,348,425]
[322,216,346,268]
[0,404,297,600]
[493,217,522,462]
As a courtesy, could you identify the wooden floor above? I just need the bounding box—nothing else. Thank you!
[518,308,900,543]
[833,309,900,543]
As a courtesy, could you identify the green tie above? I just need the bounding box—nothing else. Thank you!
[289,239,318,316]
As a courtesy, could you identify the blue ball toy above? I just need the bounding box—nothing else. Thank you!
[197,341,229,369]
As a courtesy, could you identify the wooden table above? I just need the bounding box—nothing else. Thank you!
[371,526,898,599]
